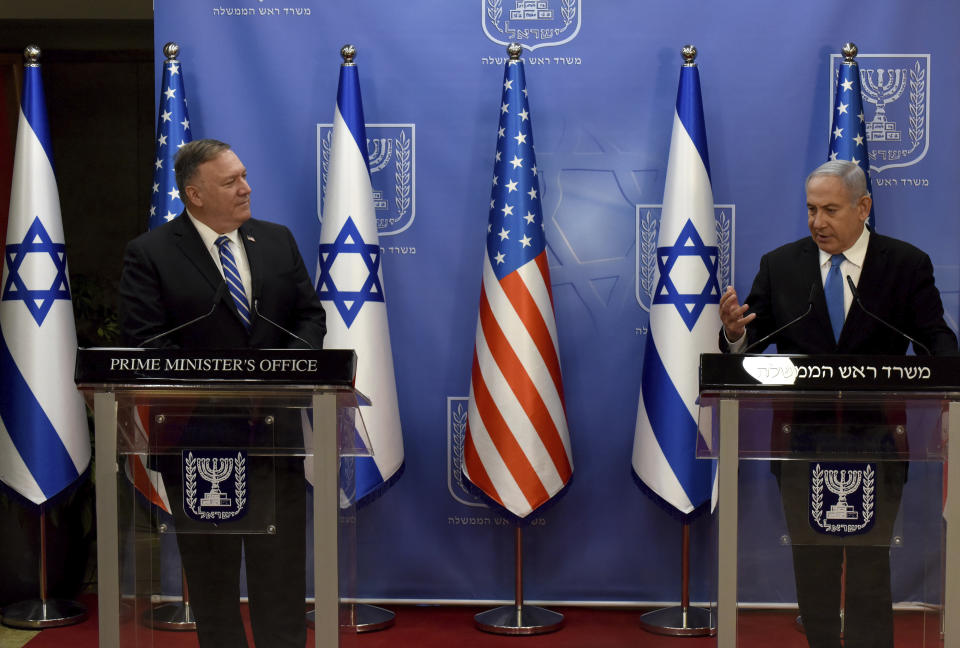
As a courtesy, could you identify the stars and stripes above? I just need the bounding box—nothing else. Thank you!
[829,55,875,228]
[149,51,192,230]
[0,53,90,504]
[123,46,195,514]
[315,52,404,501]
[463,55,572,519]
[633,57,718,514]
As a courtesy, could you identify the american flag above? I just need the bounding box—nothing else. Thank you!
[463,53,573,519]
[149,45,192,230]
[124,44,195,513]
[829,50,875,228]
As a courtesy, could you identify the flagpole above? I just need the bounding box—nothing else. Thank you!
[474,524,563,635]
[0,501,88,628]
[639,518,715,636]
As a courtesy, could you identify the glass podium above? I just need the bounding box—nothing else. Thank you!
[699,353,960,648]
[76,348,370,648]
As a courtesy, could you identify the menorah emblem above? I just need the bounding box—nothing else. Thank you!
[198,456,234,508]
[367,138,393,172]
[824,468,862,521]
[860,68,907,143]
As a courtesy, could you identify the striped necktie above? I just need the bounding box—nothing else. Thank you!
[215,235,251,329]
[824,253,845,341]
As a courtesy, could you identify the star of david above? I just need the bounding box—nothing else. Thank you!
[2,216,71,326]
[652,219,720,331]
[315,216,383,328]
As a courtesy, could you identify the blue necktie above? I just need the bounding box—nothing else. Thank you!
[215,235,251,329]
[824,253,845,341]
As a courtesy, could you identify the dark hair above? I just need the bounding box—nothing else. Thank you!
[174,139,232,200]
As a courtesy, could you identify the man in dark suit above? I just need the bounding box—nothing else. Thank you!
[119,139,326,648]
[719,160,956,648]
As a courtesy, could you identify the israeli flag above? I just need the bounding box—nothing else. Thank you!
[632,58,718,514]
[314,51,404,501]
[0,57,90,505]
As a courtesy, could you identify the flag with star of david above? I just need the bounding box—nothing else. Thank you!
[314,53,403,502]
[829,55,875,229]
[0,55,90,505]
[149,48,192,230]
[462,54,573,519]
[632,58,719,515]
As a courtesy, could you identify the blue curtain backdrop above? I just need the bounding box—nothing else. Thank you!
[153,1,959,604]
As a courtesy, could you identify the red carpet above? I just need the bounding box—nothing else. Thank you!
[23,595,937,647]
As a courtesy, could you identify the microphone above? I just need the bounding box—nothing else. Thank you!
[253,298,316,349]
[846,275,930,355]
[742,282,817,354]
[138,282,228,348]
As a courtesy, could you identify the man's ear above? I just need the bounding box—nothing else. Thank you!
[857,194,872,223]
[184,185,201,208]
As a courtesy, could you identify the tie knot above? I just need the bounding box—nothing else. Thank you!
[215,235,230,249]
[830,253,845,268]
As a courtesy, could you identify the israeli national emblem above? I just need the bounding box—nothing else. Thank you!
[183,450,248,522]
[446,397,487,508]
[317,123,415,236]
[482,0,581,50]
[829,53,930,172]
[809,462,875,536]
[635,204,734,312]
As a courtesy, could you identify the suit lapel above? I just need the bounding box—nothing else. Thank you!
[171,214,224,292]
[238,221,262,306]
[799,239,836,345]
[172,213,248,330]
[839,233,885,349]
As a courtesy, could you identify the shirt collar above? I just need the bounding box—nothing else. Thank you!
[186,209,241,251]
[818,225,870,268]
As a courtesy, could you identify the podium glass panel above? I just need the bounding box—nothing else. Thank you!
[79,347,369,648]
[698,389,949,648]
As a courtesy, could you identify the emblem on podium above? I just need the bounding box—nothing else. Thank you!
[183,450,248,522]
[809,462,875,536]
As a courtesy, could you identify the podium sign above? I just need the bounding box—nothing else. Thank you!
[77,348,370,648]
[699,353,960,648]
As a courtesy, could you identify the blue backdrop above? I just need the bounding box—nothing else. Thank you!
[153,0,959,605]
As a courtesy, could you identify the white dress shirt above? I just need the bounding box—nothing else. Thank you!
[186,211,253,306]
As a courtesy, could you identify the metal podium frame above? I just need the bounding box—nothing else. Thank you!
[77,349,367,648]
[700,353,960,648]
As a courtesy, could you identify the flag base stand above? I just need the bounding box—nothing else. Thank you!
[143,601,197,631]
[346,604,396,633]
[638,605,714,637]
[306,604,395,633]
[1,598,88,629]
[474,526,564,636]
[1,505,89,629]
[474,603,564,635]
[142,568,196,630]
[639,519,715,637]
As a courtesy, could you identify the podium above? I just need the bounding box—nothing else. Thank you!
[76,348,370,648]
[699,353,960,647]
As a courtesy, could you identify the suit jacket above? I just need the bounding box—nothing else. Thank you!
[720,232,956,356]
[119,213,326,350]
[722,233,956,543]
[118,214,326,451]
